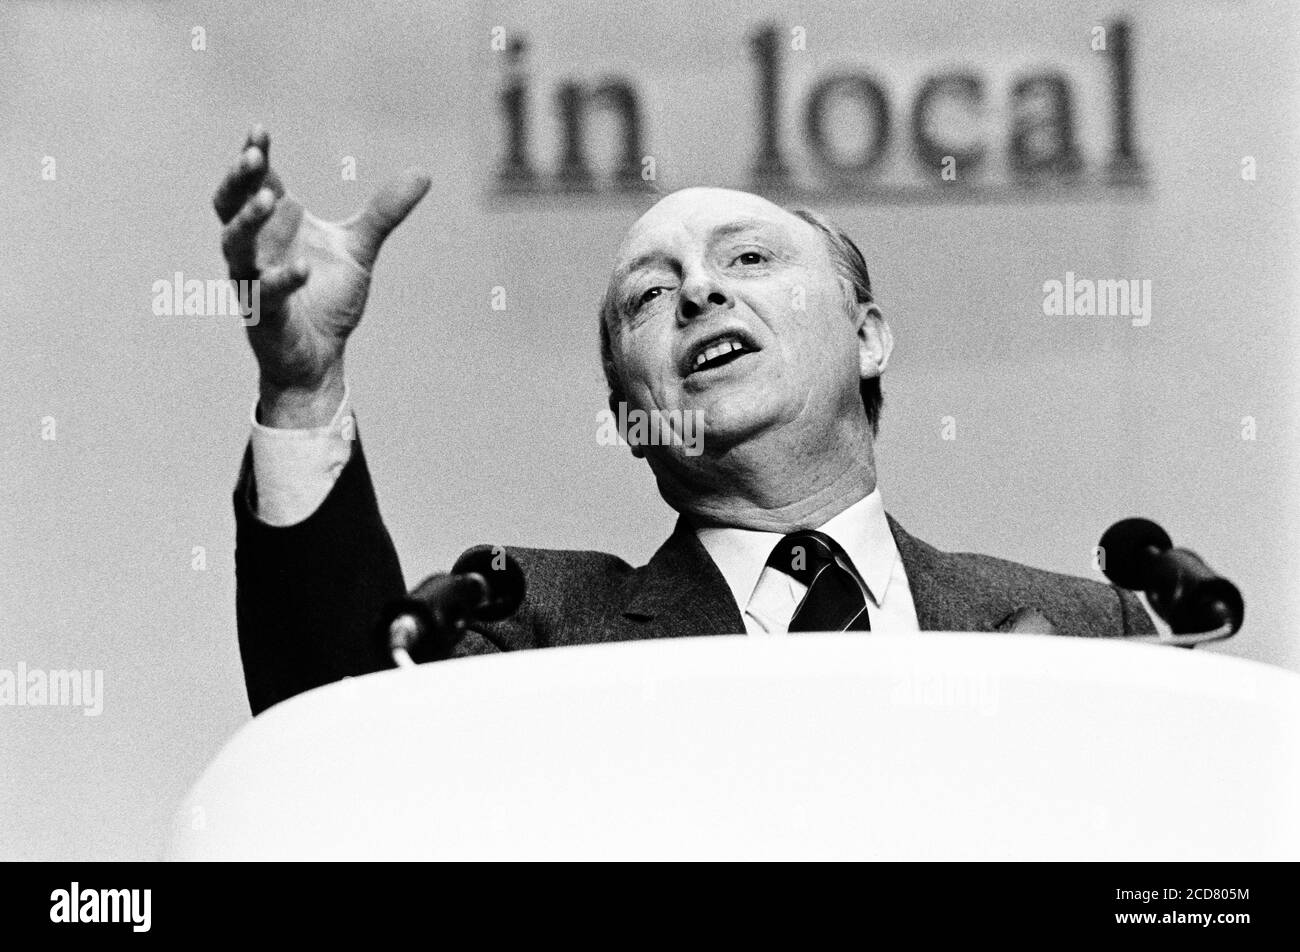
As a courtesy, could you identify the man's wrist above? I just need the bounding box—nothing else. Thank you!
[258,369,346,429]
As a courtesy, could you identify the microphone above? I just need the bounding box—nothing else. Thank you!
[380,545,526,666]
[1097,518,1244,639]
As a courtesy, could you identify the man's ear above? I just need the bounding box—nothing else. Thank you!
[854,302,893,380]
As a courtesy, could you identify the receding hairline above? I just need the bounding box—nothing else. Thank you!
[608,192,828,293]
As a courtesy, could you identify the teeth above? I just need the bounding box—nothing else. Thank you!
[693,338,745,370]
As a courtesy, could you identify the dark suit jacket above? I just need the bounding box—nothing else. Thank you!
[234,439,1155,715]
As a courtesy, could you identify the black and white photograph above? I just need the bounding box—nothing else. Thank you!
[0,0,1295,930]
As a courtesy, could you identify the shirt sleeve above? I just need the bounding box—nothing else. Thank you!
[248,384,355,527]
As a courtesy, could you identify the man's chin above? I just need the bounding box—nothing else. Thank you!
[679,398,780,456]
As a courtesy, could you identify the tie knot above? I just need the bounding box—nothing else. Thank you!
[765,530,847,586]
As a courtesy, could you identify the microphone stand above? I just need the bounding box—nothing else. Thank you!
[386,572,491,668]
[1123,616,1237,649]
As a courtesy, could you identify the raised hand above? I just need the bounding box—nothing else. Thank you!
[213,125,430,426]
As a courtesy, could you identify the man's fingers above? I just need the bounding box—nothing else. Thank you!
[221,187,277,280]
[213,146,267,223]
[244,127,286,196]
[244,124,268,162]
[350,169,432,269]
[257,258,311,312]
[213,127,284,223]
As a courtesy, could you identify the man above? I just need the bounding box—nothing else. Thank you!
[214,126,1154,716]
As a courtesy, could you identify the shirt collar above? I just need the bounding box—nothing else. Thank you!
[693,489,901,610]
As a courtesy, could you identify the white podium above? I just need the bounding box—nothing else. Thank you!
[168,633,1300,860]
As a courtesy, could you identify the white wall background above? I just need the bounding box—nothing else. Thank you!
[1,0,1296,859]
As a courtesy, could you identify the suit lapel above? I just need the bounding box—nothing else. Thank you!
[618,517,745,637]
[614,512,1036,637]
[887,514,1029,633]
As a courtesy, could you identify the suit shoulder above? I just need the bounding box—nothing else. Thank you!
[918,536,1154,637]
[466,544,637,651]
[495,544,635,603]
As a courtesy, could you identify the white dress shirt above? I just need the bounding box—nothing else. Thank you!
[248,388,921,634]
[694,490,919,634]
[248,386,355,527]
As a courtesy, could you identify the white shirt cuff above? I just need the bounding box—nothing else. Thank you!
[248,385,354,527]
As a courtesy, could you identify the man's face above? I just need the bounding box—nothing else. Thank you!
[605,188,869,454]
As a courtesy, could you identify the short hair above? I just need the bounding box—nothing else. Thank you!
[598,206,883,436]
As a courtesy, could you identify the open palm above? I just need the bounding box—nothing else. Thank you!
[214,126,430,393]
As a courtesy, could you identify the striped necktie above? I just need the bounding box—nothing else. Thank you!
[765,530,872,632]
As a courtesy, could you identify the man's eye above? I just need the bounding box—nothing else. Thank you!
[732,251,767,266]
[635,287,665,309]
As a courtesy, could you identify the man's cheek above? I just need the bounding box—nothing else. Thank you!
[622,373,663,414]
[773,269,825,322]
[806,286,844,329]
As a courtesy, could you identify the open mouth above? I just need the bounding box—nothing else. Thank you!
[685,333,759,376]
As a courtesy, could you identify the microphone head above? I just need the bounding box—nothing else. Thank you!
[1098,517,1173,590]
[452,545,526,621]
[1147,555,1245,636]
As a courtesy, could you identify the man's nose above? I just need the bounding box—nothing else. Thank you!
[678,272,732,324]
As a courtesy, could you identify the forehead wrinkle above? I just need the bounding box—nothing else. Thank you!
[611,213,802,291]
[707,216,787,242]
